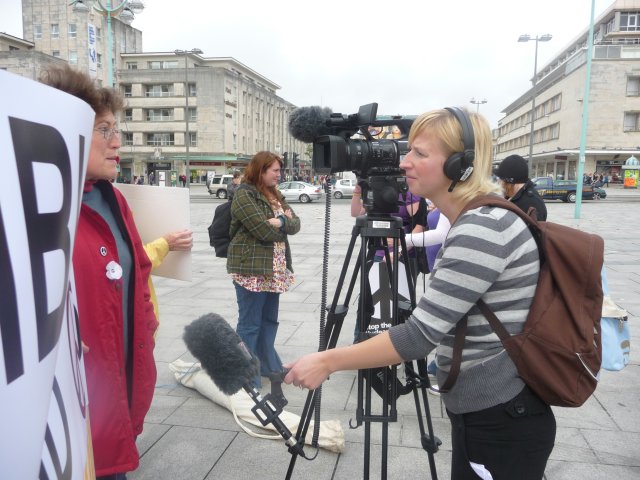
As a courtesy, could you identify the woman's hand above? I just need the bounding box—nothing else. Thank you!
[267,217,281,227]
[283,208,293,219]
[163,229,193,251]
[283,352,332,391]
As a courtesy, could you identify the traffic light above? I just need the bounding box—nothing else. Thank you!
[293,152,300,167]
[283,152,289,164]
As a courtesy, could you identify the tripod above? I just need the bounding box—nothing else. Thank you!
[286,214,441,480]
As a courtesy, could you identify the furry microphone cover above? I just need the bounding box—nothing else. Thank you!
[183,313,260,395]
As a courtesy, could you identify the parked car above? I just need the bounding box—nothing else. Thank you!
[278,181,322,203]
[207,174,234,198]
[532,177,606,203]
[332,178,357,198]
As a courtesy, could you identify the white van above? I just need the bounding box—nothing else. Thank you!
[207,174,234,198]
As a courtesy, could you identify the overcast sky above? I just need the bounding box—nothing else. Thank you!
[1,0,614,127]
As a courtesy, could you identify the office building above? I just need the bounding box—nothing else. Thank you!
[496,0,640,182]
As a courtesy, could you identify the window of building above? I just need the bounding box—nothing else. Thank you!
[124,108,133,121]
[69,51,78,65]
[146,133,175,146]
[34,25,42,39]
[145,84,174,97]
[97,53,102,68]
[148,61,179,69]
[627,77,640,96]
[122,84,132,97]
[96,27,102,41]
[52,50,60,58]
[126,62,138,70]
[623,112,640,131]
[51,24,59,39]
[123,132,134,146]
[188,83,197,97]
[68,24,76,38]
[146,108,173,121]
[620,12,640,31]
[189,132,197,147]
[188,107,197,121]
[9,46,19,51]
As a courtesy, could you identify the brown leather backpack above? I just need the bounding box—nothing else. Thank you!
[440,195,604,407]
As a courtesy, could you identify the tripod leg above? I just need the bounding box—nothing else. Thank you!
[286,224,367,480]
[406,359,442,480]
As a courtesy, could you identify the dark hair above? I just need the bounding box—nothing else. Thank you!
[497,154,529,184]
[243,151,283,201]
[39,64,124,115]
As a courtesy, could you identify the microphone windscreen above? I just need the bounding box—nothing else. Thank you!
[183,313,260,395]
[288,106,333,143]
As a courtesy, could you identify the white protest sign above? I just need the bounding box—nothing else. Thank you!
[114,183,192,281]
[0,70,94,479]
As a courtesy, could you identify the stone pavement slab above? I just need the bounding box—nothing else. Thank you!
[129,192,640,480]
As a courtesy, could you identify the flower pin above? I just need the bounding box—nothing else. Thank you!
[105,260,123,280]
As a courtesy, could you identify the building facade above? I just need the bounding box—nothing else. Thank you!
[117,52,302,184]
[497,0,640,182]
[3,0,305,184]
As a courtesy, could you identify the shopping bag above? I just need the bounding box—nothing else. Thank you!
[600,267,630,371]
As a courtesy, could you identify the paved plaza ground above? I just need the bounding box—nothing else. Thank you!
[130,185,640,480]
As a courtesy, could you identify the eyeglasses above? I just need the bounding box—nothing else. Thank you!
[94,127,121,141]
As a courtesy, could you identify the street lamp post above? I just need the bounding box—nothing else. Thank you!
[71,0,145,87]
[469,97,487,113]
[174,49,203,188]
[519,33,552,179]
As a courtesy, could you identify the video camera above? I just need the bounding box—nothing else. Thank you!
[312,103,415,214]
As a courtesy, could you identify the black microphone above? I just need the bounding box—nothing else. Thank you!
[288,106,333,143]
[183,313,307,458]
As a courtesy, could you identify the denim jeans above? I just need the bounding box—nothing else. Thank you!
[234,283,283,388]
[447,385,556,479]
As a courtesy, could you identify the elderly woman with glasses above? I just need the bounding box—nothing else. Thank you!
[41,64,157,480]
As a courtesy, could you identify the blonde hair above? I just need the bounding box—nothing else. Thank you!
[409,108,501,204]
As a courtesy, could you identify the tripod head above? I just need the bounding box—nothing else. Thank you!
[359,175,408,215]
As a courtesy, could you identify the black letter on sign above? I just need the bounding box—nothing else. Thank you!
[39,378,72,480]
[0,205,22,384]
[10,117,72,361]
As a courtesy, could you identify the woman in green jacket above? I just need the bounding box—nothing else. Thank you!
[227,151,301,388]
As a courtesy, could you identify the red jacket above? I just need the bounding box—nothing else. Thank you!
[74,181,158,476]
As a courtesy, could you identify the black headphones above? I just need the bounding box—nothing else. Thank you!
[443,107,475,191]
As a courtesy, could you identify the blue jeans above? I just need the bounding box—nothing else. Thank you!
[234,283,283,388]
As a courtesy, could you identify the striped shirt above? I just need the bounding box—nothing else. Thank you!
[389,204,540,414]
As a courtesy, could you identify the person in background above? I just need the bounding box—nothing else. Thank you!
[144,229,193,338]
[41,64,157,480]
[404,204,452,395]
[226,151,301,388]
[285,107,555,479]
[227,169,243,200]
[495,154,547,221]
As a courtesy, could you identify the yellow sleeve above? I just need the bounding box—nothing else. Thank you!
[144,237,170,271]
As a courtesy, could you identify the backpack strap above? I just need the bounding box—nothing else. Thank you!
[438,315,467,393]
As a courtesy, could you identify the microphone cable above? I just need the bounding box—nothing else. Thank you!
[310,178,333,449]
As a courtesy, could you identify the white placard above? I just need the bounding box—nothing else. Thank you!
[113,183,192,281]
[0,70,94,479]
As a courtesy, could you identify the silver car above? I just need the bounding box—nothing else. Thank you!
[278,181,323,203]
[332,178,357,198]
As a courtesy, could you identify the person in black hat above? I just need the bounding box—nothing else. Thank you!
[496,154,547,221]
